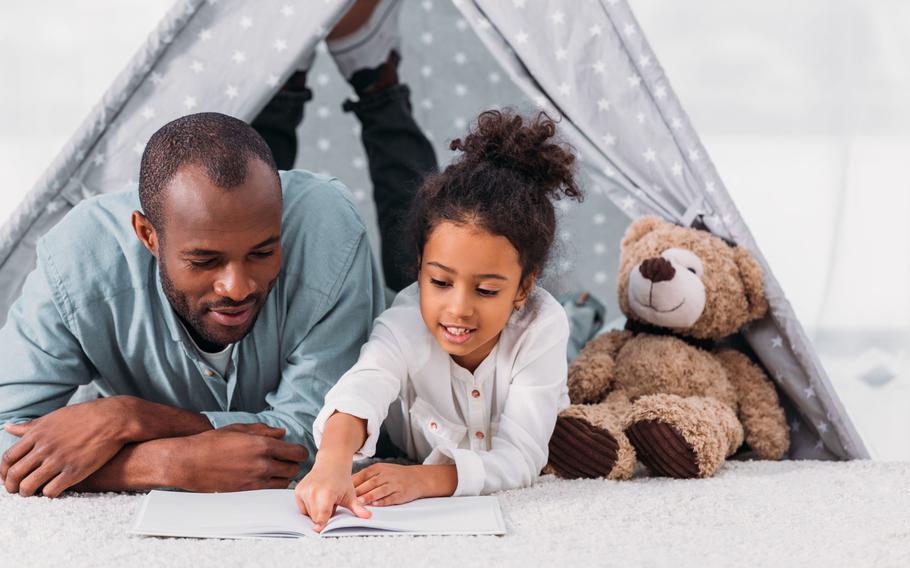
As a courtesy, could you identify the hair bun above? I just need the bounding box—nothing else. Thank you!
[449,109,581,202]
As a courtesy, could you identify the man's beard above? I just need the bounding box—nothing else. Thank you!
[159,260,273,350]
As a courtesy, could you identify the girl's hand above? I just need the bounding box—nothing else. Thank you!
[294,462,371,532]
[353,463,457,506]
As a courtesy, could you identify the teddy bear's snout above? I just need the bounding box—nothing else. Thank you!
[639,257,675,283]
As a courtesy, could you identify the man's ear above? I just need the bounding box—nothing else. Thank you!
[132,211,159,258]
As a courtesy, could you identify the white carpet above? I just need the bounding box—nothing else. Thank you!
[1,460,908,568]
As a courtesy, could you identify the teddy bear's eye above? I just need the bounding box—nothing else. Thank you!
[687,267,697,275]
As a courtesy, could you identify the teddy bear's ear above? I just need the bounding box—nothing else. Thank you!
[621,216,666,249]
[733,245,769,322]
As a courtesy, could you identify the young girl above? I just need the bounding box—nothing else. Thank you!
[296,109,583,531]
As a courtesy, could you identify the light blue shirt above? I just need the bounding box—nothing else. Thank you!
[0,169,384,469]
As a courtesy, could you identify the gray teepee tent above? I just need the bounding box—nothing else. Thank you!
[0,0,868,460]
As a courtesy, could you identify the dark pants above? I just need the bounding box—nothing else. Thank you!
[252,78,437,292]
[250,73,312,172]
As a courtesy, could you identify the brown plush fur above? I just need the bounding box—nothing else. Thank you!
[548,217,790,480]
[617,218,768,340]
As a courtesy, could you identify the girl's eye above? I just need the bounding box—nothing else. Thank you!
[476,288,499,297]
[430,278,450,288]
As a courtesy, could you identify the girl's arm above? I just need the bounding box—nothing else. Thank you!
[295,411,371,531]
[352,463,458,506]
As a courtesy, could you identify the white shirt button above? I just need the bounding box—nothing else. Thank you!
[429,421,438,431]
[475,431,485,440]
[471,389,480,398]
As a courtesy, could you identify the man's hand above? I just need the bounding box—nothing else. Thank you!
[295,453,371,532]
[353,463,458,506]
[1,397,139,497]
[169,424,308,493]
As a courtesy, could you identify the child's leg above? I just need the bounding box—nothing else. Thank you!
[327,0,439,292]
[250,50,316,170]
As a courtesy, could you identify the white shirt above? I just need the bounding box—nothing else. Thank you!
[313,283,570,496]
[179,319,235,377]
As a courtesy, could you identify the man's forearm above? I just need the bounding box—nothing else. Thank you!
[73,437,182,492]
[72,398,213,492]
[120,396,213,442]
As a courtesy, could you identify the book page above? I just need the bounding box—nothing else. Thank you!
[131,489,505,539]
[131,489,314,538]
[322,496,505,536]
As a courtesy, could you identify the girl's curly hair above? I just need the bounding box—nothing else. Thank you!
[407,109,583,282]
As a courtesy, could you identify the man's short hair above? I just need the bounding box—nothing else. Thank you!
[138,112,279,230]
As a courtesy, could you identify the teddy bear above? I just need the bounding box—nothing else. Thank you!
[547,216,790,480]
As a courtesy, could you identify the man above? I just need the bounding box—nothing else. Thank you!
[0,112,384,497]
[252,0,438,292]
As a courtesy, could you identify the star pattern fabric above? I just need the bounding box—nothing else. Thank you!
[0,0,865,461]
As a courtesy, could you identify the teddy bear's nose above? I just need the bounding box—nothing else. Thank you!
[639,257,676,283]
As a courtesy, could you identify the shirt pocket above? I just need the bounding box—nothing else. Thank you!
[409,397,467,449]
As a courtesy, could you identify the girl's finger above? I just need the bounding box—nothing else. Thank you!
[354,474,383,497]
[351,464,380,486]
[341,493,372,519]
[309,492,336,526]
[360,483,395,506]
[294,490,309,516]
[371,492,400,507]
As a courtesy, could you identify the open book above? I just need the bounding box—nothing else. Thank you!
[131,489,506,538]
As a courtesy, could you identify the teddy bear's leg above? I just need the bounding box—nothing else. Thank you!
[567,330,633,404]
[624,394,744,478]
[715,350,790,459]
[547,391,636,480]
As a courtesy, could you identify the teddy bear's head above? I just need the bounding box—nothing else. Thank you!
[617,216,768,340]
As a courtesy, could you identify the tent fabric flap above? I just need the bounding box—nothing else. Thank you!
[0,0,866,460]
[454,0,867,459]
[0,0,352,325]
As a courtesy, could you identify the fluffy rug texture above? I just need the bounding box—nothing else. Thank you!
[1,460,908,568]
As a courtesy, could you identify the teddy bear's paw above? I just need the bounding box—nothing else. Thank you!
[547,416,619,479]
[625,419,700,479]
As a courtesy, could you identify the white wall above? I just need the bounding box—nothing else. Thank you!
[0,1,173,227]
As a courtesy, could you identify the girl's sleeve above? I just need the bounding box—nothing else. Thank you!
[311,315,408,460]
[434,307,571,496]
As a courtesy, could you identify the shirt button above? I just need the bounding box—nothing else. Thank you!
[204,369,215,377]
[429,421,438,431]
[471,389,480,398]
[475,431,485,440]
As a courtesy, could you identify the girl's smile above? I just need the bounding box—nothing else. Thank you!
[440,323,476,344]
[418,221,531,372]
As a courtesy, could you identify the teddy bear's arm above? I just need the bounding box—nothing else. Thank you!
[715,349,790,459]
[567,330,633,404]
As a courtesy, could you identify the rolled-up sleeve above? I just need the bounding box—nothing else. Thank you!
[0,253,95,455]
[311,317,406,460]
[435,311,570,496]
[203,232,383,469]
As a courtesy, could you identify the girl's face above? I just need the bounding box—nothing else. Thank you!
[418,221,531,372]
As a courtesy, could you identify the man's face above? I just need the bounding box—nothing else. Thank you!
[151,159,282,350]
